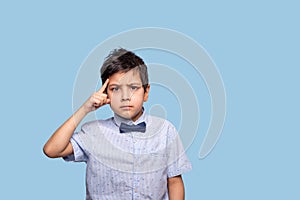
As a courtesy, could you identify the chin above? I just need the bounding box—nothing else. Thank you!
[116,112,133,119]
[112,106,142,120]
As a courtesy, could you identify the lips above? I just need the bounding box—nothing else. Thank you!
[120,105,133,109]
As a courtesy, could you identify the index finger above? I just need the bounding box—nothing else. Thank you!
[98,79,109,93]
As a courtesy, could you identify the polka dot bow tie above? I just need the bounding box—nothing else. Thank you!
[119,122,146,133]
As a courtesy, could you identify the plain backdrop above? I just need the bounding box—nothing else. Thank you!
[0,1,299,199]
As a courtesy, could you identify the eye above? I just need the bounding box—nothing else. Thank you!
[110,87,119,92]
[130,86,139,90]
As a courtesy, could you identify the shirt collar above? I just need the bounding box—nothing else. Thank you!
[113,107,147,127]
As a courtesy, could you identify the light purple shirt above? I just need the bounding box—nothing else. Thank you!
[64,111,192,200]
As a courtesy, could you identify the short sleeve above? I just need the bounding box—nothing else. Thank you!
[63,131,88,163]
[166,125,192,178]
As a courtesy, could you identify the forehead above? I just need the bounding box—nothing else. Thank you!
[109,69,142,84]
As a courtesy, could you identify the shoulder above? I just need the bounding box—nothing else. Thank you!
[80,117,114,132]
[147,114,175,126]
[146,114,178,134]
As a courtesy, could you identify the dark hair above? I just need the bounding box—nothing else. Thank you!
[100,48,149,91]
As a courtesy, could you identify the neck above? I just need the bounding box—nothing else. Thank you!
[131,109,144,122]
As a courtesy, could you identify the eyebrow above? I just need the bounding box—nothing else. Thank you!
[108,82,142,87]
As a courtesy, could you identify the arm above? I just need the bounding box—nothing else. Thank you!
[43,79,110,158]
[168,175,185,200]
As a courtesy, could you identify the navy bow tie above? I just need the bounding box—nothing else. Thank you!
[119,122,146,133]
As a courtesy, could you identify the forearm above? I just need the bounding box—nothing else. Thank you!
[43,105,88,158]
[168,175,185,200]
[43,79,110,158]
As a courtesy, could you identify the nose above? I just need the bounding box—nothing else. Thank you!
[121,88,131,101]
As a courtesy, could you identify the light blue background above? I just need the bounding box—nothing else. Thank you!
[1,1,299,199]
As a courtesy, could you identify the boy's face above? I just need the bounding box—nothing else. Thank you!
[107,69,149,121]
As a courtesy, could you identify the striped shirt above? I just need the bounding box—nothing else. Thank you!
[64,111,192,200]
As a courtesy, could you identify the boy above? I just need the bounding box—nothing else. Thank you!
[43,48,192,200]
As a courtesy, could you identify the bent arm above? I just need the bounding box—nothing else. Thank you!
[168,175,185,200]
[43,79,110,158]
[43,106,88,158]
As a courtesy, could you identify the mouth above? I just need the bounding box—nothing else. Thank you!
[120,105,133,110]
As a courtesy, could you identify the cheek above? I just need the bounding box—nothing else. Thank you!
[131,91,144,102]
[109,93,119,103]
[108,93,118,106]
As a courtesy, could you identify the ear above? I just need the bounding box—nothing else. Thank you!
[143,84,150,102]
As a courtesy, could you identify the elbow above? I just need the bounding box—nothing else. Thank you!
[43,144,58,158]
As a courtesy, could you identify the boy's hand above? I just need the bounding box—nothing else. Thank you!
[83,79,110,113]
